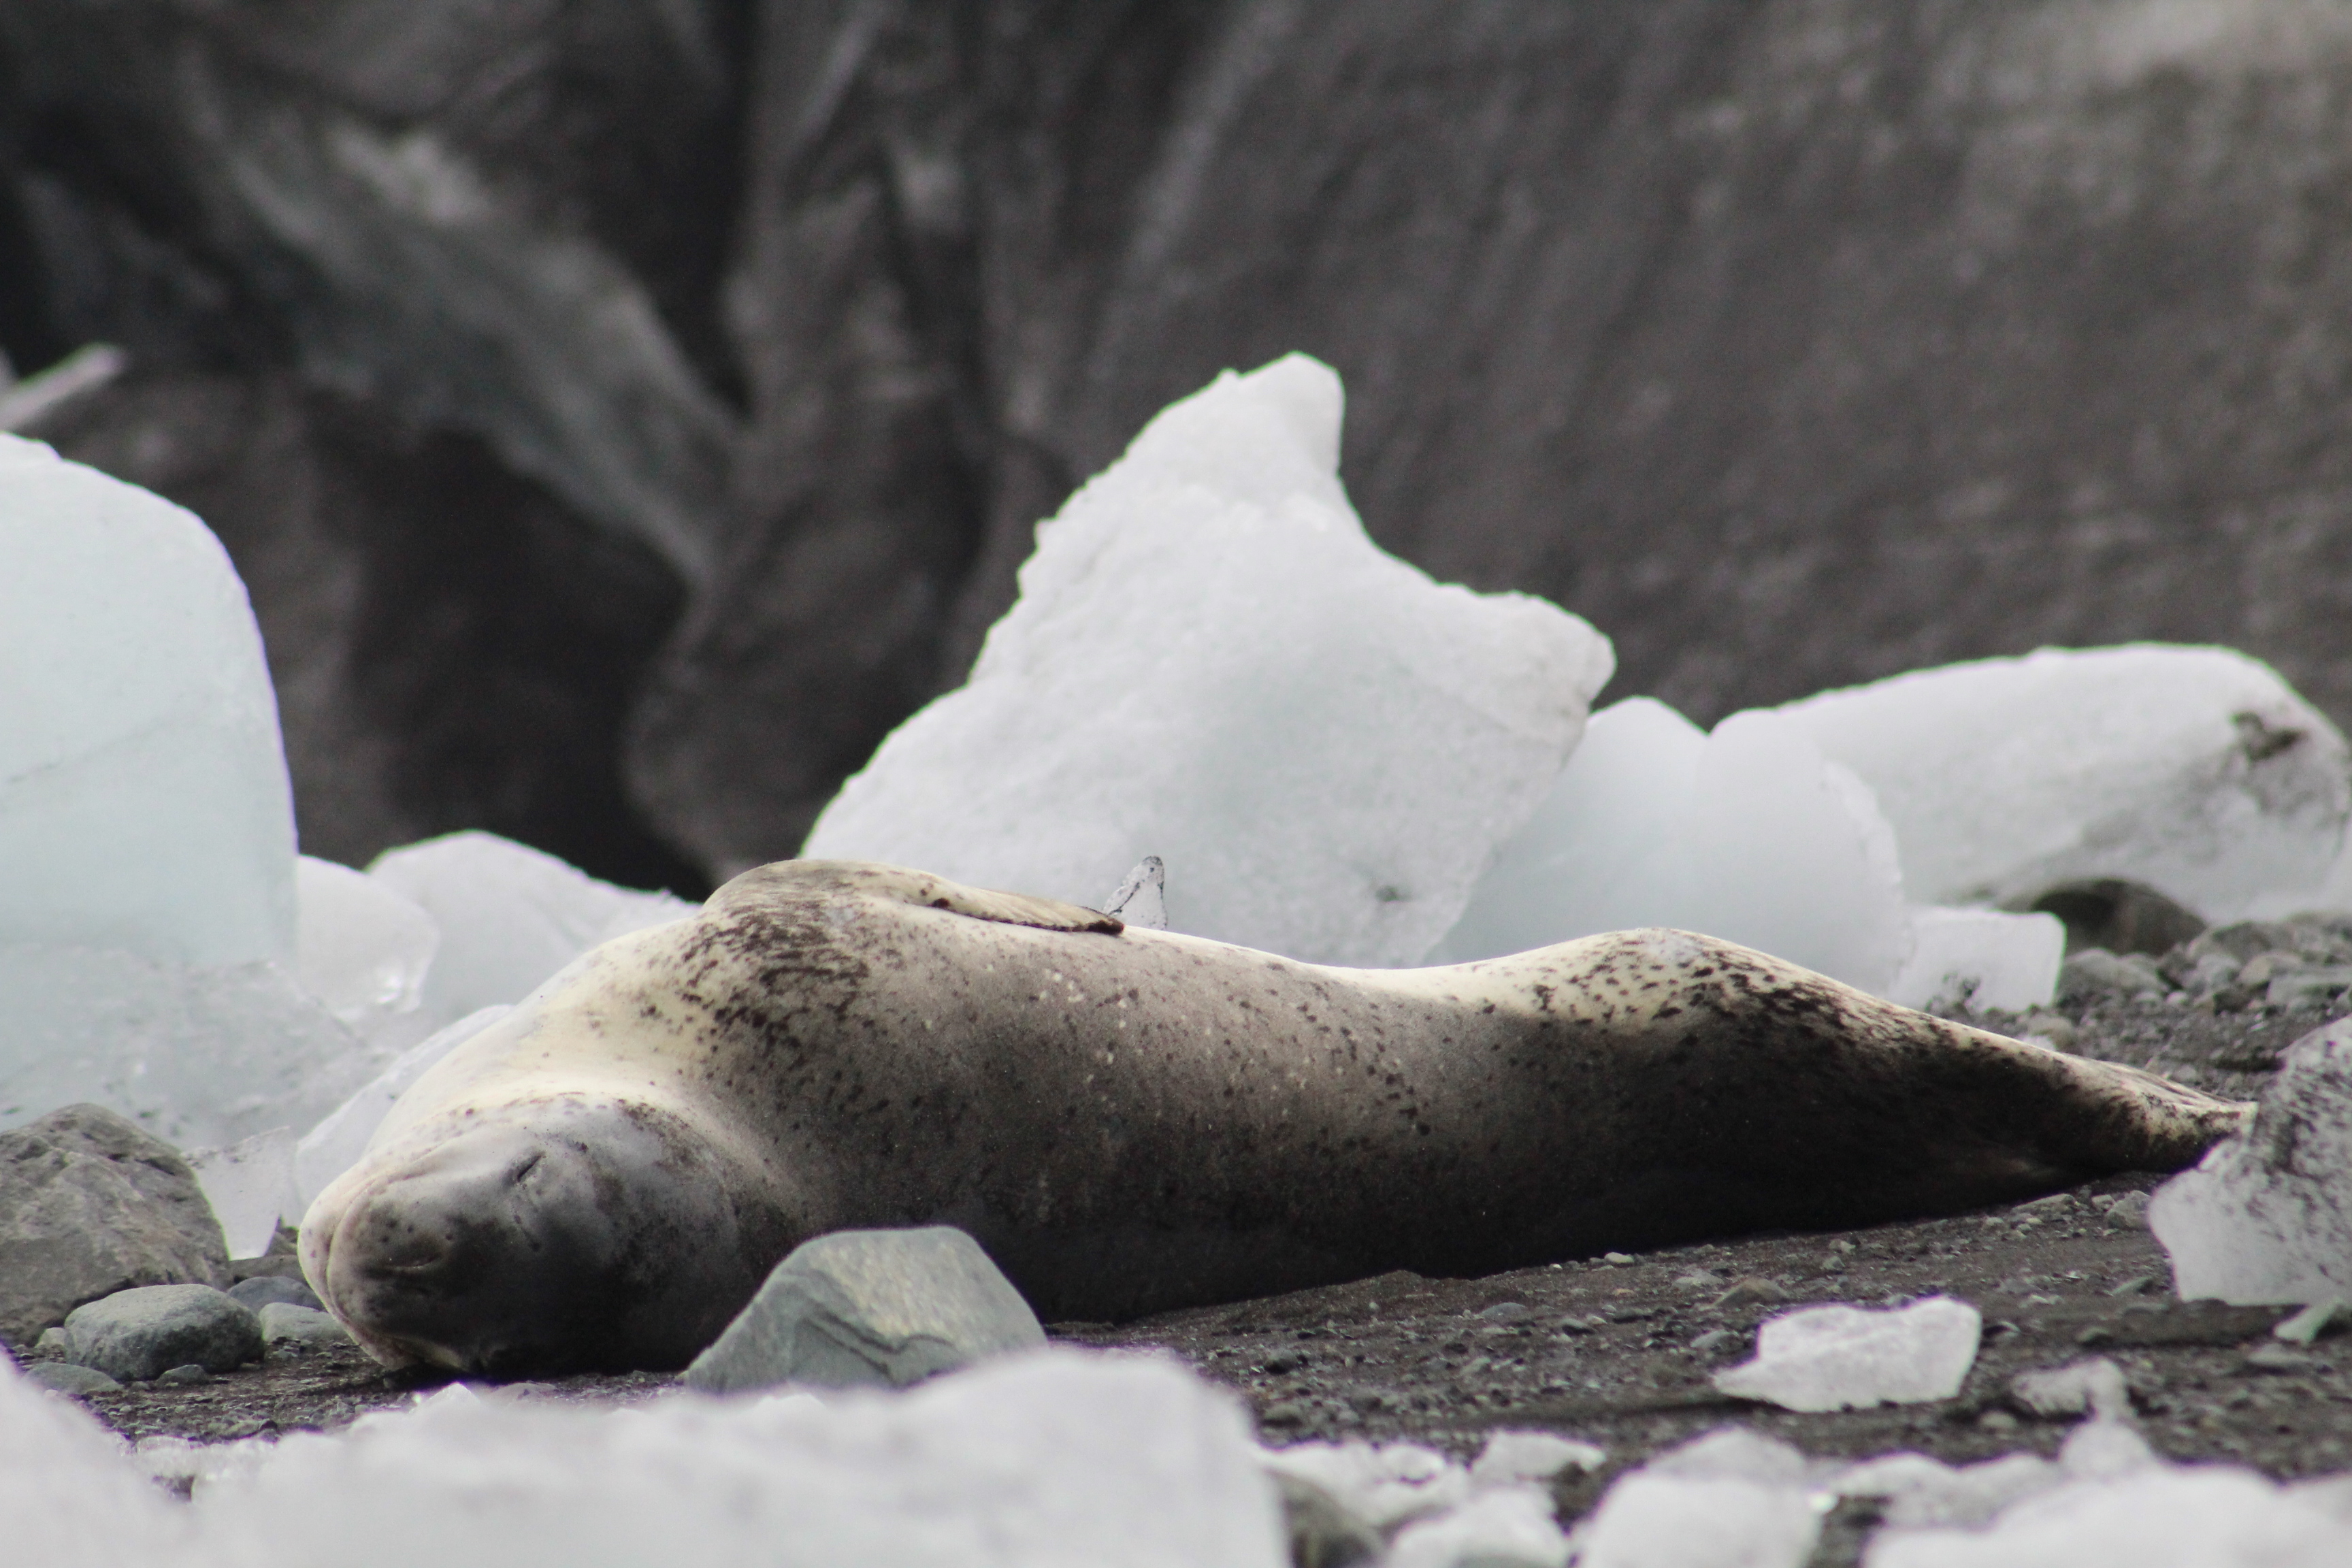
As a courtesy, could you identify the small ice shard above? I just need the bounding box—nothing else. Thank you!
[0,431,296,968]
[1567,1428,1823,1568]
[806,355,1615,967]
[1835,1450,2059,1531]
[1437,698,1912,995]
[0,943,374,1149]
[1469,1430,1605,1488]
[365,832,698,1024]
[1889,906,2065,1013]
[1384,1486,1571,1568]
[2149,1017,2352,1305]
[2010,1358,2131,1422]
[1258,1439,1473,1532]
[1775,645,2351,923]
[184,1128,300,1261]
[293,857,440,1045]
[1714,1296,1982,1412]
[291,1006,512,1209]
[1103,856,1169,930]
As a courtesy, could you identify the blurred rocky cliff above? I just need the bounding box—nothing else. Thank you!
[5,0,2350,887]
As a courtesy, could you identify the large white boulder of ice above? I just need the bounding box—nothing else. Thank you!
[1775,646,2352,922]
[1567,1428,1824,1568]
[366,831,698,1025]
[806,355,1614,967]
[1714,1296,1981,1412]
[293,856,439,1043]
[2149,1017,2352,1305]
[1435,699,1913,994]
[0,432,296,966]
[189,1351,1286,1568]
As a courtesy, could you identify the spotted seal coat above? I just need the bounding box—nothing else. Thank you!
[301,860,2247,1375]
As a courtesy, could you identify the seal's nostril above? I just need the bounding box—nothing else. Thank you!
[508,1149,544,1186]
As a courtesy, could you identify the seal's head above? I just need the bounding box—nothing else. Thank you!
[301,1094,791,1376]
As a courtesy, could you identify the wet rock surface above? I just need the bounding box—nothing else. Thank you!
[55,989,2352,1548]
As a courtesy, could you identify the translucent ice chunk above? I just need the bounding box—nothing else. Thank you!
[1258,1439,1473,1532]
[1385,1486,1570,1568]
[1776,646,2352,922]
[806,355,1615,967]
[0,943,376,1149]
[1568,1429,1823,1568]
[188,1350,1286,1568]
[292,1007,512,1209]
[1889,906,2065,1013]
[295,857,440,1045]
[2150,1017,2352,1305]
[0,1351,186,1567]
[186,1126,300,1260]
[1714,1297,1982,1412]
[1437,698,1912,994]
[0,431,296,967]
[366,832,698,1024]
[1865,1465,2352,1567]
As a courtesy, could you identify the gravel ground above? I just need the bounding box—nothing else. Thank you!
[56,992,2352,1556]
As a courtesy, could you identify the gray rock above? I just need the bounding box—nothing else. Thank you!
[2268,968,2352,1012]
[0,1103,230,1350]
[259,1302,353,1354]
[21,1361,121,1396]
[61,1284,261,1382]
[2058,949,2168,1004]
[154,1363,213,1385]
[683,1227,1045,1394]
[32,1327,69,1360]
[229,1275,323,1313]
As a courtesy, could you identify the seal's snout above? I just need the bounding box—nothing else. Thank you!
[306,1097,783,1377]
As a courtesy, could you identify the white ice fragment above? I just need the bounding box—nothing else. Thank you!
[295,856,440,1045]
[806,355,1615,967]
[1385,1486,1571,1568]
[1103,856,1169,930]
[1889,906,2065,1013]
[0,430,296,967]
[0,943,376,1148]
[1469,1429,1605,1488]
[1714,1297,1981,1412]
[190,1349,1286,1568]
[1865,1465,2352,1568]
[2149,1017,2352,1305]
[0,1351,187,1567]
[2057,1417,2158,1481]
[1835,1450,2060,1531]
[186,1126,300,1259]
[1775,645,2352,922]
[1568,1428,1825,1568]
[366,832,697,1024]
[1258,1439,1472,1531]
[2010,1358,2131,1422]
[1438,698,1912,995]
[291,1005,510,1207]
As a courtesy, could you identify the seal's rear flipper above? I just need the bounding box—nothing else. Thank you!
[715,860,1125,935]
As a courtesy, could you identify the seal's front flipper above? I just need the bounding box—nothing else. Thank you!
[715,859,1124,935]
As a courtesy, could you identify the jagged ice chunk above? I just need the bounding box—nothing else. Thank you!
[1714,1297,1981,1412]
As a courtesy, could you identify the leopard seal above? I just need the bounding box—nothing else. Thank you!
[301,860,2247,1375]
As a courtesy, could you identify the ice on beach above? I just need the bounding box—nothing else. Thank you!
[291,1006,512,1209]
[1714,1296,1981,1412]
[1435,699,1912,994]
[0,433,296,968]
[1890,905,2065,1014]
[185,1127,301,1260]
[293,857,439,1047]
[1776,646,2352,923]
[1258,1438,1473,1532]
[1385,1486,1571,1568]
[199,1351,1278,1568]
[0,943,376,1149]
[0,1350,185,1568]
[366,832,698,1025]
[2149,1015,2352,1305]
[1567,1428,1825,1568]
[806,355,1615,967]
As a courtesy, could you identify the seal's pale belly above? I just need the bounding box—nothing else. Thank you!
[302,862,2248,1374]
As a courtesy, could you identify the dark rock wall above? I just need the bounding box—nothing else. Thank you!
[5,1,2351,882]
